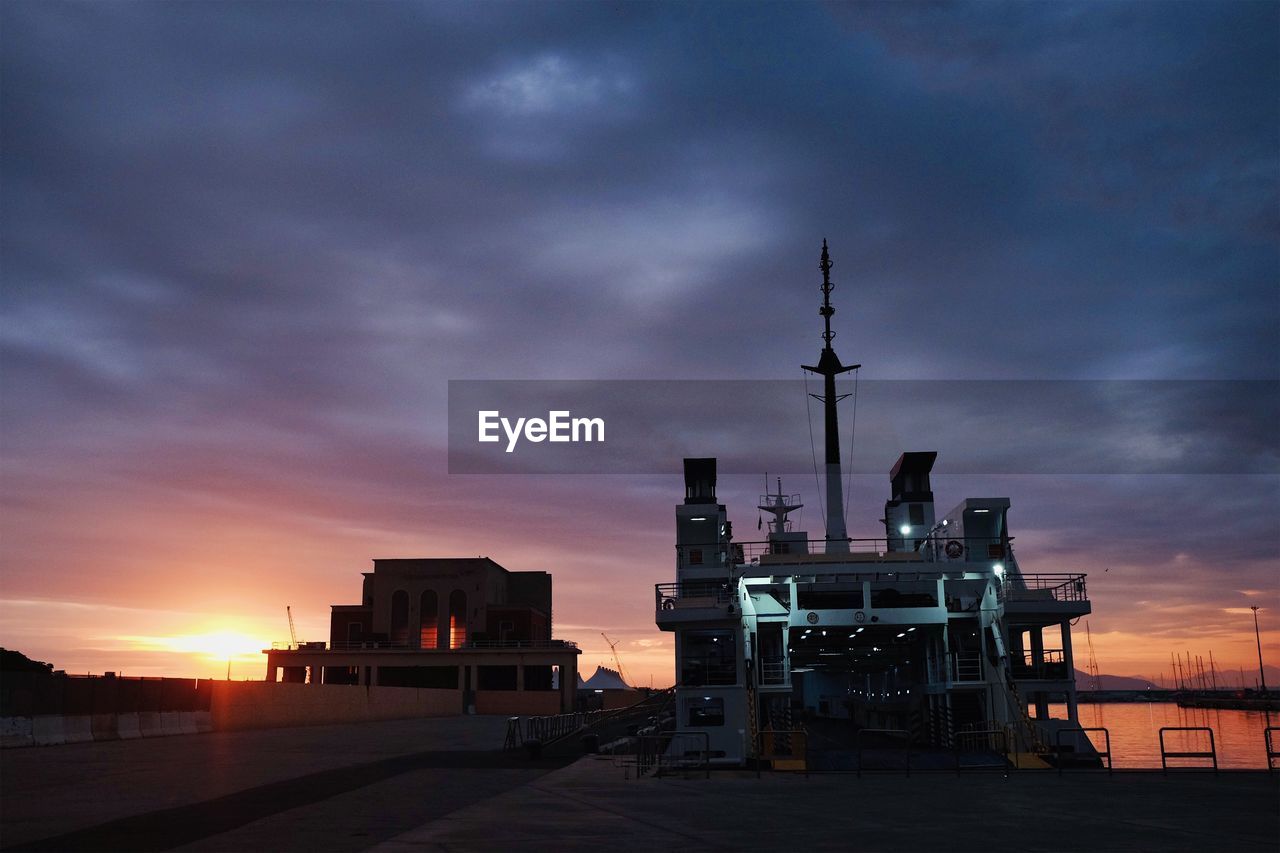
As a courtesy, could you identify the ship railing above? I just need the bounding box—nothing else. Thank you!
[1001,574,1088,603]
[1011,648,1070,680]
[656,581,734,614]
[705,536,1014,565]
[760,658,787,685]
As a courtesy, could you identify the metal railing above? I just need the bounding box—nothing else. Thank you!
[855,728,912,778]
[1055,727,1112,775]
[1003,574,1089,603]
[954,727,1011,776]
[1011,649,1070,680]
[504,710,605,751]
[655,581,733,615]
[685,536,1016,565]
[615,732,710,779]
[760,658,787,685]
[1159,726,1217,773]
[1265,727,1279,772]
[275,638,579,652]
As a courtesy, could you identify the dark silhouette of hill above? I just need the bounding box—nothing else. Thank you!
[0,648,55,674]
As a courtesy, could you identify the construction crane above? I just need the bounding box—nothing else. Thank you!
[287,605,298,651]
[600,632,630,687]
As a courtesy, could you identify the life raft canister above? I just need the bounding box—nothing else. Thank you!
[944,539,964,559]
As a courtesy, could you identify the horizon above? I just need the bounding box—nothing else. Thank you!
[2,1,1277,688]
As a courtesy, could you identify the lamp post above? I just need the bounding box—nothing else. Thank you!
[1251,606,1267,695]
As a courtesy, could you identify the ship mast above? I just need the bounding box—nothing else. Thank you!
[802,240,859,553]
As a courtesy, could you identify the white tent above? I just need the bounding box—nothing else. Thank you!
[580,665,632,690]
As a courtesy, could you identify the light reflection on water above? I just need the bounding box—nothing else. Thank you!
[1048,702,1275,769]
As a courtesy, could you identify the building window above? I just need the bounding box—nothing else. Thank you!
[477,665,517,690]
[419,590,438,649]
[686,696,724,726]
[523,665,555,691]
[390,590,409,645]
[449,590,467,649]
[680,630,736,686]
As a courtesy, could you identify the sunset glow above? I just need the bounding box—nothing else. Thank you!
[1,1,1276,692]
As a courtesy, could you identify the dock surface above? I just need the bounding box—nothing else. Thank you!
[2,717,1276,851]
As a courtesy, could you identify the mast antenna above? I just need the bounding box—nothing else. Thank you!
[801,239,860,553]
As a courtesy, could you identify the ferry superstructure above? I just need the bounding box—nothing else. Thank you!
[655,242,1092,766]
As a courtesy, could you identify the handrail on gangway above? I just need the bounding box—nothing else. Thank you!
[1054,727,1112,775]
[624,731,710,780]
[855,728,912,778]
[1264,726,1279,772]
[954,728,1010,777]
[1158,726,1217,773]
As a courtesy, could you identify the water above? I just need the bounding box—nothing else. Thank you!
[1048,702,1276,769]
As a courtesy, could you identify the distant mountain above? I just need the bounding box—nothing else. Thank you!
[1075,665,1280,691]
[1074,670,1159,691]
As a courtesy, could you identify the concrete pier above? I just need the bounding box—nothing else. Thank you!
[2,717,1276,851]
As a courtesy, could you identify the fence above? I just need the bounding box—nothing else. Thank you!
[1159,726,1217,773]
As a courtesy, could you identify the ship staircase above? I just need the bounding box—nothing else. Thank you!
[1000,678,1052,767]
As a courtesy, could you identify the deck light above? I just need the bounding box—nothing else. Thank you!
[896,632,906,638]
[899,524,911,535]
[993,563,1005,576]
[690,517,707,522]
[908,627,916,632]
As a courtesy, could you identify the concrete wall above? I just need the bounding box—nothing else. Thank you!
[209,681,460,731]
[474,690,560,716]
[1,678,463,747]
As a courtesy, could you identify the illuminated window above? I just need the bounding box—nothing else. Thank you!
[419,590,438,649]
[449,590,467,649]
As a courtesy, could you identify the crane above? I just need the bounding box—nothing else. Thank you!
[287,605,298,650]
[600,632,630,687]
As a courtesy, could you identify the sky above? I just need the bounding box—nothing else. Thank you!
[1,1,1277,686]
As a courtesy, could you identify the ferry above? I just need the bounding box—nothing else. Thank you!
[655,242,1093,768]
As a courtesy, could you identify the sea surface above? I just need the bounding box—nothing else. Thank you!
[1048,701,1275,769]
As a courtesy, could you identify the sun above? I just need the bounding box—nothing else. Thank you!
[121,629,268,662]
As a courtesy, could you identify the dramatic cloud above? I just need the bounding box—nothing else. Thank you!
[1,1,1276,682]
